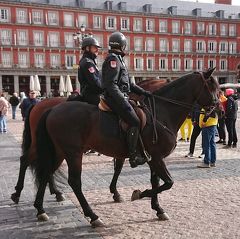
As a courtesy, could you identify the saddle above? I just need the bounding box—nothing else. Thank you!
[98,96,146,131]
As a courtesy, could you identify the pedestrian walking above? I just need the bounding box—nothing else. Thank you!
[0,94,10,133]
[197,107,218,168]
[9,92,20,119]
[224,88,238,148]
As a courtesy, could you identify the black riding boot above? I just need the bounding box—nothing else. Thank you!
[127,127,147,168]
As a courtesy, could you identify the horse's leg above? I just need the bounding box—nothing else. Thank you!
[131,158,173,219]
[11,154,29,204]
[48,174,65,202]
[67,156,104,227]
[110,158,125,202]
[33,177,49,221]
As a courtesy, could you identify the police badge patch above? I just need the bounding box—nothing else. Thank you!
[88,67,95,73]
[110,61,117,68]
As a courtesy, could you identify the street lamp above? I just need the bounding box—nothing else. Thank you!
[73,24,93,48]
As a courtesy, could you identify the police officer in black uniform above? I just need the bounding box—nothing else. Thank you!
[102,32,152,168]
[78,37,103,106]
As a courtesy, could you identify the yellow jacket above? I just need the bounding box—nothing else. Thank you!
[199,108,218,128]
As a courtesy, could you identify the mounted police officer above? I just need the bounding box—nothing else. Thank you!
[78,37,103,106]
[101,32,152,168]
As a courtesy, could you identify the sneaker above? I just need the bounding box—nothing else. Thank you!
[216,140,223,144]
[197,162,210,168]
[198,154,204,158]
[210,163,216,167]
[185,153,194,159]
[187,138,190,142]
[178,138,185,142]
[223,145,232,149]
[232,144,237,148]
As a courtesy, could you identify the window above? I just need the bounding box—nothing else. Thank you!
[196,40,206,53]
[94,34,103,48]
[50,54,60,68]
[146,38,154,51]
[65,55,76,69]
[229,42,237,54]
[208,59,216,69]
[0,29,11,45]
[208,41,217,53]
[220,24,227,36]
[196,59,204,71]
[159,58,168,71]
[16,9,27,23]
[64,33,74,48]
[125,36,130,50]
[172,58,180,71]
[184,58,193,71]
[18,52,28,68]
[106,16,116,29]
[49,32,59,47]
[220,59,227,71]
[229,24,236,36]
[184,22,192,34]
[197,22,205,35]
[184,40,192,53]
[134,37,142,51]
[219,42,228,53]
[79,15,88,28]
[48,11,58,25]
[1,52,12,67]
[172,39,180,52]
[146,19,154,32]
[93,16,102,29]
[121,18,129,31]
[208,23,216,35]
[134,57,144,70]
[159,20,167,33]
[133,18,142,31]
[64,13,73,27]
[17,30,28,46]
[34,54,45,68]
[32,10,43,24]
[0,8,9,22]
[33,31,44,46]
[147,58,154,71]
[159,39,168,52]
[172,21,180,34]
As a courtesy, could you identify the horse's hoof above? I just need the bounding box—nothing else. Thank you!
[113,194,124,203]
[11,193,20,204]
[157,212,170,221]
[37,213,49,221]
[56,193,65,202]
[131,190,141,201]
[91,218,105,228]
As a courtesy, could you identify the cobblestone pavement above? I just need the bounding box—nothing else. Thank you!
[0,108,240,239]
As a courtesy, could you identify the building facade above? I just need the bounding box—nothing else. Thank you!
[0,0,240,96]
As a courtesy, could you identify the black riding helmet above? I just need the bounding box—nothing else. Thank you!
[81,37,101,50]
[109,32,127,51]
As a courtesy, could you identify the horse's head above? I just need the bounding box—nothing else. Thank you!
[195,68,220,108]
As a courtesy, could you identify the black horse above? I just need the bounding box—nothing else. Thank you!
[32,69,219,227]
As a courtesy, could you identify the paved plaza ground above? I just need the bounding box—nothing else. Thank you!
[0,108,240,239]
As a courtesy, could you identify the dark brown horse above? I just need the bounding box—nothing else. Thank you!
[32,69,219,227]
[11,79,167,204]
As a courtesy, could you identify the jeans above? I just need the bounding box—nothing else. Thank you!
[225,118,238,146]
[0,115,7,132]
[11,106,17,119]
[202,126,216,164]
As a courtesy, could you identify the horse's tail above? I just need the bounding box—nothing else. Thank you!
[32,109,56,186]
[21,105,35,154]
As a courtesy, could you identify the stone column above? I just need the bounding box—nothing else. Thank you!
[14,75,19,94]
[0,75,2,93]
[46,75,51,97]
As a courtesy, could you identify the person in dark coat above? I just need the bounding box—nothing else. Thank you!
[224,88,238,148]
[9,92,20,119]
[101,32,152,168]
[78,37,102,106]
[19,90,40,121]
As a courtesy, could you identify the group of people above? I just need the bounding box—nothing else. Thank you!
[182,88,238,168]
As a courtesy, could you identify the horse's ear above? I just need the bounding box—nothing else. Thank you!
[203,67,216,79]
